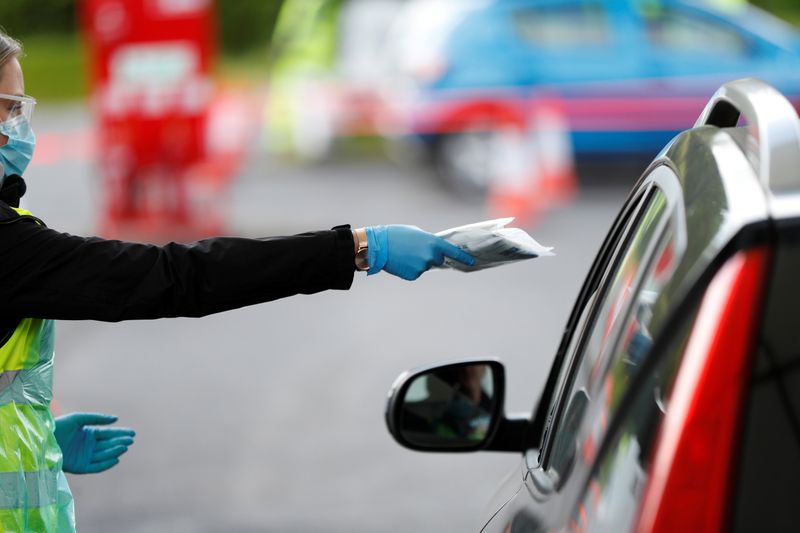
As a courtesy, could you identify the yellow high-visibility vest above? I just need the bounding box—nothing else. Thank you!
[0,207,75,532]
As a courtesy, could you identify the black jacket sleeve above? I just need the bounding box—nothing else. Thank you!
[0,202,355,321]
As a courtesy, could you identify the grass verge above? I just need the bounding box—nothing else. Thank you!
[18,33,87,103]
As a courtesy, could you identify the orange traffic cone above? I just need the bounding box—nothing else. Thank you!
[530,98,577,206]
[486,126,542,227]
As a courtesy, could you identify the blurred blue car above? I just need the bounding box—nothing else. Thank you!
[383,0,800,191]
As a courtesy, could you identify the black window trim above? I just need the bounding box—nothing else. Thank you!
[541,185,669,475]
[528,181,655,469]
[533,163,685,481]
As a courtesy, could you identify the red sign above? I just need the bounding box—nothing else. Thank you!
[83,0,216,165]
[81,0,218,237]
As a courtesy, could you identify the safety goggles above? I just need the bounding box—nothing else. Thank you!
[0,93,36,125]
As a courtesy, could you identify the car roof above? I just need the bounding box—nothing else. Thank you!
[477,0,800,47]
[629,79,800,322]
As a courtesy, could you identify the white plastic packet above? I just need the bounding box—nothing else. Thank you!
[436,217,554,272]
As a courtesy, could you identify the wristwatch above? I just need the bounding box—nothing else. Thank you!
[353,227,369,271]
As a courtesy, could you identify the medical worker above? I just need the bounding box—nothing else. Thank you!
[0,31,474,532]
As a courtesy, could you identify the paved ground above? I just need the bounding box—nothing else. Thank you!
[23,104,635,532]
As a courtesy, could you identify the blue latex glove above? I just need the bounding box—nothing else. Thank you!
[365,225,475,280]
[54,413,135,474]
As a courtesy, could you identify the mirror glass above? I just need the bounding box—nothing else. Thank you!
[399,363,498,448]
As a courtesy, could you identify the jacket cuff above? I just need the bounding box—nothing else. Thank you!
[331,225,356,289]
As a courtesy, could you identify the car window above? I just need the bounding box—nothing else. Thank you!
[642,8,750,57]
[533,191,648,467]
[546,188,669,483]
[512,4,609,48]
[598,223,680,426]
[567,306,696,533]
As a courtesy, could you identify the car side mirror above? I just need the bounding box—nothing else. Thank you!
[385,359,530,452]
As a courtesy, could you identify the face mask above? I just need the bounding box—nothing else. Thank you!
[0,113,35,179]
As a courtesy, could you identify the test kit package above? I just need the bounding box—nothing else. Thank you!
[437,218,554,272]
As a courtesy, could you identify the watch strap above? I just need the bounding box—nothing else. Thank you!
[354,227,369,271]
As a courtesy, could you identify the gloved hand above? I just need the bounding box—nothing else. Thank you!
[54,413,135,474]
[365,225,475,280]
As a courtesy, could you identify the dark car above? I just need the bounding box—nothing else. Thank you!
[385,78,800,532]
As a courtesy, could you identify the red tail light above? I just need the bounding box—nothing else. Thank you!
[635,247,771,533]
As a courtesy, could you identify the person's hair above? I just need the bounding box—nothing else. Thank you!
[0,30,22,74]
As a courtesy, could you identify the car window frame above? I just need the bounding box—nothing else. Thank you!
[542,186,670,478]
[532,165,684,482]
[528,180,656,467]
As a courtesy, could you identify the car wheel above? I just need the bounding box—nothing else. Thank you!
[433,127,528,198]
[433,130,497,197]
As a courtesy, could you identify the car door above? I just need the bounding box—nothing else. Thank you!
[553,167,698,533]
[481,167,682,532]
[638,2,800,88]
[565,2,763,152]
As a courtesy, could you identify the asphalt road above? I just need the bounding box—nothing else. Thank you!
[23,104,634,533]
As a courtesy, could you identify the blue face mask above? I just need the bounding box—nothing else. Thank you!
[0,114,35,179]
